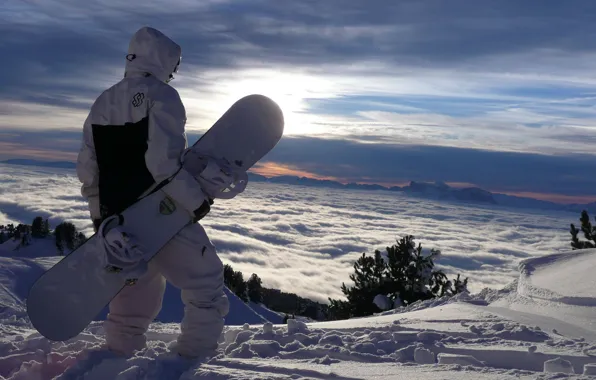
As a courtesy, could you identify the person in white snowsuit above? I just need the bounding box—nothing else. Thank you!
[76,26,229,359]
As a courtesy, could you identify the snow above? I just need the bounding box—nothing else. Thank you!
[248,302,285,324]
[544,357,574,374]
[1,230,596,377]
[373,294,392,310]
[489,249,596,338]
[585,363,596,376]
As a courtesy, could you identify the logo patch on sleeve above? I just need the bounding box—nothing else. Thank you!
[132,92,145,107]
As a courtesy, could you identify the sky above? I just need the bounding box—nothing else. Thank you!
[1,0,596,203]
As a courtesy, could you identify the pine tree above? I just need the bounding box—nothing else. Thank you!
[0,231,5,244]
[6,224,15,238]
[222,263,249,302]
[450,274,469,295]
[327,298,351,320]
[570,210,596,249]
[55,225,64,255]
[247,273,263,303]
[13,225,22,240]
[223,264,235,289]
[233,271,248,302]
[31,216,44,238]
[328,235,468,320]
[337,250,386,317]
[75,232,87,249]
[54,221,79,254]
[42,219,50,237]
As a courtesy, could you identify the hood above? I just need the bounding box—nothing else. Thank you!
[124,27,181,83]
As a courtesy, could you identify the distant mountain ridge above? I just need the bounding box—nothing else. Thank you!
[2,159,594,213]
[246,173,595,214]
[2,159,76,169]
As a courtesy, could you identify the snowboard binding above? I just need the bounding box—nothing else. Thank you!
[181,150,248,200]
[97,215,149,284]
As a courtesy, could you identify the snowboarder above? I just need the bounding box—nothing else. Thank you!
[76,26,229,359]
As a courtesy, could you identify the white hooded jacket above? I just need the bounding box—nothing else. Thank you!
[76,27,207,222]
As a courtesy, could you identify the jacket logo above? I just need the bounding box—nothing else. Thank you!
[132,92,145,107]
[159,196,176,215]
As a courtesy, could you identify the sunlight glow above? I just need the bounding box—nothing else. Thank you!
[180,68,338,136]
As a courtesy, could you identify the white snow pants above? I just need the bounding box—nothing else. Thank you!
[103,222,229,358]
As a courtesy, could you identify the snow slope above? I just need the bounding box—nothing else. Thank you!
[0,237,272,327]
[0,236,596,378]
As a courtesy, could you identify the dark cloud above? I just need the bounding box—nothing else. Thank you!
[263,136,596,197]
[1,129,594,197]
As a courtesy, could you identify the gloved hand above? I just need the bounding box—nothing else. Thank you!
[93,219,102,233]
[192,198,213,223]
[181,150,248,200]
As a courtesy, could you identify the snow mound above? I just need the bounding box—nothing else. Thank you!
[518,248,596,304]
[543,356,574,374]
[584,363,596,376]
[490,248,596,337]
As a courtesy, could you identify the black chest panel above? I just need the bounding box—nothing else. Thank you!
[91,116,156,218]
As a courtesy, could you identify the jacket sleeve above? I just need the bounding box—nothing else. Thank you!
[145,86,208,214]
[76,113,101,221]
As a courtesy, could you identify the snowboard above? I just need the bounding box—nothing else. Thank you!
[26,94,284,341]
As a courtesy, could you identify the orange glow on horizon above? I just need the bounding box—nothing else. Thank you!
[251,163,595,205]
[445,181,481,189]
[2,150,593,205]
[250,162,339,181]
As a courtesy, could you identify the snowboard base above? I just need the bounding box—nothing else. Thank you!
[26,94,284,341]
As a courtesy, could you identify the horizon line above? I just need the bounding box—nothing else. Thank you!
[2,158,595,206]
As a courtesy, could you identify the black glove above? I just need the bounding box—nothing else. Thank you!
[93,219,102,233]
[192,199,213,222]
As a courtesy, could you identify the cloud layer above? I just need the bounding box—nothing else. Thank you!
[0,164,578,303]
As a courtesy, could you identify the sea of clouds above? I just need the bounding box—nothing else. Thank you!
[0,163,580,303]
